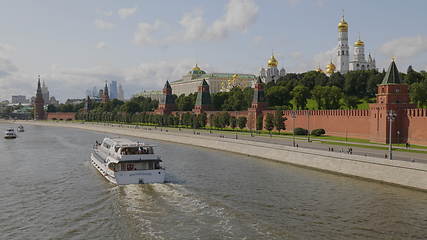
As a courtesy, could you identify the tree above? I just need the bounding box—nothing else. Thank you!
[265,113,274,133]
[311,86,343,109]
[223,112,231,127]
[176,93,196,111]
[256,115,263,131]
[410,81,427,107]
[47,104,57,112]
[342,95,360,109]
[323,86,343,109]
[328,72,345,89]
[120,101,140,114]
[274,110,286,133]
[230,116,237,129]
[199,113,207,128]
[265,85,291,107]
[291,85,310,109]
[238,117,247,130]
[222,87,245,111]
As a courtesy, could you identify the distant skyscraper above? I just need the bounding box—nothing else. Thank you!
[118,84,124,101]
[109,80,118,99]
[92,86,98,97]
[41,81,49,105]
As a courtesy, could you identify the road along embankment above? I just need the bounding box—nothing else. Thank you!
[15,121,427,191]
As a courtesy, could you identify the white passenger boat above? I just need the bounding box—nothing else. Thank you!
[90,138,165,185]
[4,128,17,139]
[17,125,24,132]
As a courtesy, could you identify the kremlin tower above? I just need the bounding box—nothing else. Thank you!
[34,75,46,120]
[101,82,109,103]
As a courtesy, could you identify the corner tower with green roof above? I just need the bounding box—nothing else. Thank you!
[369,59,415,143]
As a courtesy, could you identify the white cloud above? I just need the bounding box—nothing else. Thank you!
[0,57,18,77]
[133,20,163,47]
[313,47,336,67]
[96,9,113,17]
[287,0,302,6]
[94,19,115,30]
[96,41,108,49]
[179,9,206,41]
[380,36,427,58]
[118,8,137,19]
[133,0,259,47]
[0,43,15,53]
[208,0,258,39]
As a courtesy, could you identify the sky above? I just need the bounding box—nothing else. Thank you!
[1,0,427,102]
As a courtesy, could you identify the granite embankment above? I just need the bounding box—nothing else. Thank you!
[13,120,427,191]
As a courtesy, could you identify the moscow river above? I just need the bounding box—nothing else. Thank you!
[0,123,426,240]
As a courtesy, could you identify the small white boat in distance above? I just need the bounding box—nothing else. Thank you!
[17,125,24,132]
[4,128,17,139]
[90,138,165,185]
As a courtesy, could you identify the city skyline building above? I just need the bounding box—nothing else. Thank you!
[41,81,49,105]
[109,80,118,99]
[118,84,124,101]
[11,95,30,104]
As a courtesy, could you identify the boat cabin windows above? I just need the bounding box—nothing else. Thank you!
[120,146,154,155]
[119,161,161,171]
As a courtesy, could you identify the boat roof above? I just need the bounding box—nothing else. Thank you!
[103,137,154,147]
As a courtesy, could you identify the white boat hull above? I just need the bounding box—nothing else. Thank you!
[90,153,165,185]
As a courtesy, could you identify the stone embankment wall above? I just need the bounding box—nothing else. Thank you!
[19,121,427,191]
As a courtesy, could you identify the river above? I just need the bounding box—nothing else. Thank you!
[0,123,426,240]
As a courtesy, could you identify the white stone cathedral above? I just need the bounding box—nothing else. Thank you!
[260,54,286,83]
[336,15,376,73]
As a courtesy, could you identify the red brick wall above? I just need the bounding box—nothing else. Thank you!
[403,108,427,146]
[164,107,427,146]
[47,112,76,120]
[279,110,371,139]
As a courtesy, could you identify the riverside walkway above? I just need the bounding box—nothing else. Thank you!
[91,122,427,164]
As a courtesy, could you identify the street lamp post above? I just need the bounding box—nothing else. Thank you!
[307,111,311,142]
[291,111,296,147]
[387,110,397,160]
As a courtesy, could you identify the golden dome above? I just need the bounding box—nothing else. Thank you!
[192,64,201,71]
[267,55,278,67]
[315,66,323,73]
[354,39,365,47]
[338,18,348,32]
[325,61,336,74]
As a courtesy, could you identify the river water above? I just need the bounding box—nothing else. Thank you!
[0,123,426,240]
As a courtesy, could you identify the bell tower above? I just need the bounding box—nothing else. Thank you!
[336,14,349,73]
